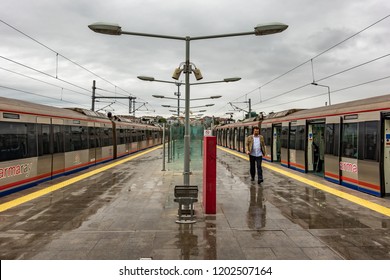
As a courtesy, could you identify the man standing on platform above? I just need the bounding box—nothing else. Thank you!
[246,126,266,184]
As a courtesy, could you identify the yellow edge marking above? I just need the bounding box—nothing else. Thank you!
[0,145,162,213]
[218,146,390,218]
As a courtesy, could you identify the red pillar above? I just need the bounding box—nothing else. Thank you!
[203,136,216,214]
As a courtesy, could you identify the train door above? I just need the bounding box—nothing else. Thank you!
[37,117,53,180]
[95,123,103,161]
[289,120,305,172]
[272,124,281,163]
[307,124,314,171]
[237,127,243,152]
[324,116,341,184]
[384,115,390,195]
[88,122,96,164]
[307,120,325,176]
[281,122,289,167]
[225,129,229,148]
[243,126,250,153]
[261,124,271,161]
[234,128,238,150]
[52,119,65,176]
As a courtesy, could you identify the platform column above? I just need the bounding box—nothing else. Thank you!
[203,135,216,214]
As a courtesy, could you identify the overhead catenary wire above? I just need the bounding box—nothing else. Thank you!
[0,19,134,98]
[222,14,390,113]
[0,66,90,97]
[0,64,141,113]
[0,85,88,107]
[253,52,390,106]
[0,18,145,116]
[0,55,91,94]
[253,75,390,112]
[0,20,155,114]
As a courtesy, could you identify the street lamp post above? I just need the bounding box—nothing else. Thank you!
[89,22,288,185]
[311,82,331,106]
[175,84,181,117]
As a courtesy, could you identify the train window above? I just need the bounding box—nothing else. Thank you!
[342,123,358,158]
[38,124,51,156]
[27,123,37,158]
[132,130,138,143]
[89,127,96,148]
[102,128,109,147]
[95,127,102,148]
[296,126,305,150]
[289,125,296,150]
[125,129,131,143]
[69,126,88,151]
[108,128,113,146]
[261,128,271,146]
[0,122,36,161]
[281,126,289,148]
[103,128,113,147]
[64,126,71,152]
[53,125,64,153]
[238,127,244,143]
[325,124,339,156]
[361,121,379,161]
[118,128,125,145]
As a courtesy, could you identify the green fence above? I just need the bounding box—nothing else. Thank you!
[167,124,204,172]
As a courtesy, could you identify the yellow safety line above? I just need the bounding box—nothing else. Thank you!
[218,146,390,218]
[0,145,162,213]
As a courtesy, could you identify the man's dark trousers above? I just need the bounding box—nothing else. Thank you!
[249,155,263,181]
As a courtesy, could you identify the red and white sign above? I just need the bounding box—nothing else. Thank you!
[204,130,212,136]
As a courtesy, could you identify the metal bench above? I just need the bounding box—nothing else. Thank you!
[174,185,198,223]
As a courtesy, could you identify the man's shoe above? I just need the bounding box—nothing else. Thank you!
[258,179,263,184]
[251,177,255,181]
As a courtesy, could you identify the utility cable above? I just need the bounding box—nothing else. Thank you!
[253,75,390,111]
[0,19,134,97]
[229,14,390,103]
[0,85,87,107]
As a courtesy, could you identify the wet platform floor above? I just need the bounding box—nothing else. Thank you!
[1,146,390,260]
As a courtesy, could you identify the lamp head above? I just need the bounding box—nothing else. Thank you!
[224,77,241,82]
[152,95,165,98]
[311,82,318,85]
[172,68,183,80]
[138,76,155,81]
[193,68,203,81]
[88,22,122,35]
[210,95,222,99]
[254,22,288,36]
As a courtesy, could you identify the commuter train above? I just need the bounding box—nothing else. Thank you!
[0,96,162,196]
[215,94,390,197]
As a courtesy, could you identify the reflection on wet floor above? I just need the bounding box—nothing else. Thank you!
[175,224,199,260]
[247,186,266,230]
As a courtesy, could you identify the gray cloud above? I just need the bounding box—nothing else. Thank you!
[1,0,389,118]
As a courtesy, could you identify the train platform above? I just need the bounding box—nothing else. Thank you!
[1,145,390,260]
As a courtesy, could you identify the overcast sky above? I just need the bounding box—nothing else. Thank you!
[1,0,389,119]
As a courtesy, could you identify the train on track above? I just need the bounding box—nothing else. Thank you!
[0,96,162,196]
[215,94,390,197]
